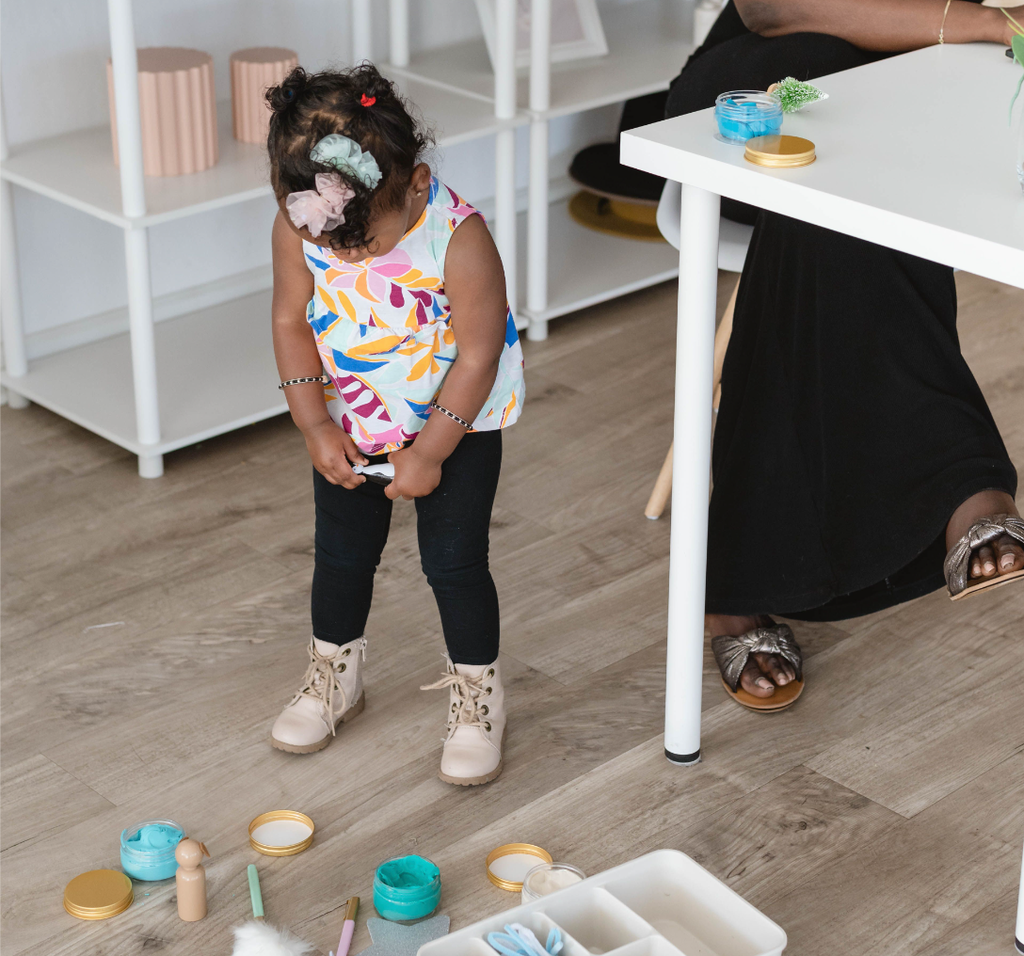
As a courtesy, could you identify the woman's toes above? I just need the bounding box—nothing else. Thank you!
[754,651,791,686]
[994,535,1024,573]
[740,656,775,697]
[973,545,997,578]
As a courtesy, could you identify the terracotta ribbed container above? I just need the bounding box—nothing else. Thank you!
[107,47,218,177]
[230,47,299,144]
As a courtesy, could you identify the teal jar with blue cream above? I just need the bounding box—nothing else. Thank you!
[374,855,441,922]
[120,819,185,881]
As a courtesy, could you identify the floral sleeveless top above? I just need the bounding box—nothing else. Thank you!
[302,178,525,455]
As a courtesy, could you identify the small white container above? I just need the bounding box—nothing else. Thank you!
[522,863,586,904]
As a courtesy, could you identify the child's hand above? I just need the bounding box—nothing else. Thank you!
[304,421,368,488]
[386,445,442,500]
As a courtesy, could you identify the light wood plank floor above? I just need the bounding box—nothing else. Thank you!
[2,272,1022,956]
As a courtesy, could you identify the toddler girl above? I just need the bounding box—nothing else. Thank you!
[266,64,524,786]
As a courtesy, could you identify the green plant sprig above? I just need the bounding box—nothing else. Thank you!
[1002,9,1024,119]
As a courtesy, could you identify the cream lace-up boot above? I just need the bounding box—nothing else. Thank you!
[271,637,367,753]
[421,657,505,785]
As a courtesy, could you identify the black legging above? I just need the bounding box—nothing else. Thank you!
[311,431,502,664]
[666,2,1016,620]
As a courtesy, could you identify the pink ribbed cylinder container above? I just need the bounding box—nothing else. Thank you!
[230,47,299,144]
[107,47,218,177]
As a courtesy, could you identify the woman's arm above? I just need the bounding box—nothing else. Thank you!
[734,0,1019,51]
[386,213,507,500]
[271,211,367,487]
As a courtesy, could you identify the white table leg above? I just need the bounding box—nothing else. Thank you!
[1015,838,1024,954]
[124,225,162,478]
[664,184,720,765]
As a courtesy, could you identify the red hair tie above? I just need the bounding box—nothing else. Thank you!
[360,93,376,108]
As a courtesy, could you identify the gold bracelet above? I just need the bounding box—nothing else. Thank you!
[938,0,952,43]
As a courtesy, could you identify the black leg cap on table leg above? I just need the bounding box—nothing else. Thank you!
[665,747,701,766]
[1014,938,1023,955]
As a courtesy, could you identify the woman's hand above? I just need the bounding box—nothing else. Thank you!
[304,420,368,488]
[386,445,443,500]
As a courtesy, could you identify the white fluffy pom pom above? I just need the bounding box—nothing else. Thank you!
[231,921,315,956]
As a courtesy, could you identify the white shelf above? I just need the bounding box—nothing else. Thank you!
[517,195,679,323]
[0,290,286,457]
[387,0,695,120]
[0,79,522,228]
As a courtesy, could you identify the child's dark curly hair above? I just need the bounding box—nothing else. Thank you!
[266,64,432,250]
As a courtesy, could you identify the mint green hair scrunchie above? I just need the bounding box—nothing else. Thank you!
[310,133,383,189]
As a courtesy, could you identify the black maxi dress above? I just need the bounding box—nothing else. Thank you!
[665,2,1018,621]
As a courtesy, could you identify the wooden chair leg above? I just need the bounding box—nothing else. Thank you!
[712,277,739,412]
[645,443,674,519]
[645,275,741,519]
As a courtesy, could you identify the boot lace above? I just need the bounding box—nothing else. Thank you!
[421,661,492,733]
[291,639,365,736]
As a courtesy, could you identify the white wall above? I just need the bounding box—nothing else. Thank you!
[1,0,625,342]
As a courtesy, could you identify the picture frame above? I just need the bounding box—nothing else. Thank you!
[474,0,609,71]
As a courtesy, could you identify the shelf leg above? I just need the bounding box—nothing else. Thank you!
[494,128,518,319]
[1,179,29,408]
[525,0,551,343]
[124,225,162,478]
[664,183,720,766]
[388,0,409,67]
[526,118,549,342]
[352,0,372,64]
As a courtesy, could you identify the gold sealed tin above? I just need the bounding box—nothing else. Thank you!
[744,134,816,168]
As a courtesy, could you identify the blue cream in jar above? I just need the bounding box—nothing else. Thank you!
[120,819,185,881]
[715,91,783,143]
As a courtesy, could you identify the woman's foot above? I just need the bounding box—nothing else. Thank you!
[945,490,1024,584]
[706,614,798,699]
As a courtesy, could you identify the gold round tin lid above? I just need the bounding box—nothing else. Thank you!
[744,134,816,168]
[486,844,553,891]
[63,869,134,920]
[248,810,315,856]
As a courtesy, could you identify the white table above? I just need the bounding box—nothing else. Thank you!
[620,41,1024,951]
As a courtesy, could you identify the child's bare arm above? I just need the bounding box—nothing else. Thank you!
[386,213,507,500]
[272,211,367,486]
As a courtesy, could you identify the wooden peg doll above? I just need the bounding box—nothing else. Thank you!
[175,837,210,921]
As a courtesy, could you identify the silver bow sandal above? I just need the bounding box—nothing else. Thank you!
[943,513,1024,601]
[711,623,805,712]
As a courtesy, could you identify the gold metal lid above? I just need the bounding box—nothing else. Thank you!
[63,869,134,921]
[744,134,816,168]
[485,844,553,892]
[248,810,315,856]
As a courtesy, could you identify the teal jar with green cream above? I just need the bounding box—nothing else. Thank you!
[374,855,441,922]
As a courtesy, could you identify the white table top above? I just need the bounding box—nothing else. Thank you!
[621,43,1024,290]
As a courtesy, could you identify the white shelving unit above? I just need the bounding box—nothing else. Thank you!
[384,0,696,340]
[0,0,526,476]
[0,0,693,474]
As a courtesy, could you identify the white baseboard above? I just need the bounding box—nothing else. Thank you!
[24,265,273,360]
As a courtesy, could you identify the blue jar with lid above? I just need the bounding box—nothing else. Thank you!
[373,855,441,922]
[120,819,185,881]
[714,91,783,143]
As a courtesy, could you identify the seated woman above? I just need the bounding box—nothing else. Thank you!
[665,0,1024,709]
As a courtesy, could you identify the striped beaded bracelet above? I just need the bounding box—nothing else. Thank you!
[278,374,328,389]
[430,400,472,429]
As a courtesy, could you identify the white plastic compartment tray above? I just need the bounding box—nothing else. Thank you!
[419,850,786,956]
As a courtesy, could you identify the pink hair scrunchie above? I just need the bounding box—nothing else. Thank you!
[286,172,355,237]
